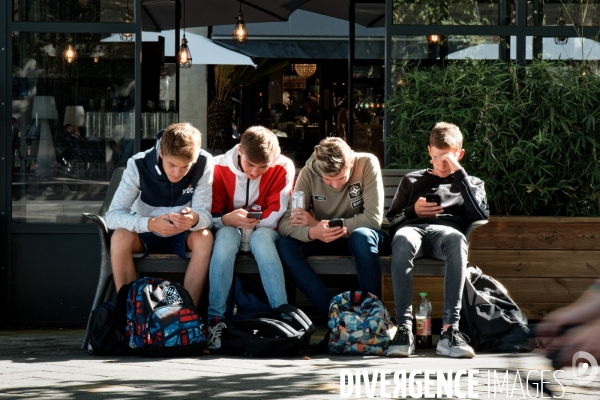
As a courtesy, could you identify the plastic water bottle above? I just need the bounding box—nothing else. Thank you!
[415,292,432,349]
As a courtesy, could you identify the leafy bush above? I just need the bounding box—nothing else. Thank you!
[387,59,600,216]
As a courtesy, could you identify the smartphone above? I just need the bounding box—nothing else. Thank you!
[328,218,344,228]
[425,193,441,206]
[246,211,263,220]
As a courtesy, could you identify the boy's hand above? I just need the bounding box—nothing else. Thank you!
[222,208,260,229]
[288,208,318,227]
[430,151,462,171]
[148,214,187,236]
[414,197,444,218]
[168,207,198,230]
[308,220,347,242]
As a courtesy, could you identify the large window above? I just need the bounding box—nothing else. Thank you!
[12,0,134,23]
[11,32,135,223]
[393,1,515,26]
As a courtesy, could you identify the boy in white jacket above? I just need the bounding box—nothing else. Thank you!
[207,126,295,350]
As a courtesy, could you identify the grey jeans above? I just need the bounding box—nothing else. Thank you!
[391,223,468,328]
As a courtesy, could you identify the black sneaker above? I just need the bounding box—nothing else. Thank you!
[436,326,475,358]
[387,325,415,357]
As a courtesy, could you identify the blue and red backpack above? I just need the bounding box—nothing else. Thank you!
[126,277,206,356]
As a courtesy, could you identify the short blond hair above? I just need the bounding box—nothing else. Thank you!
[160,123,201,161]
[240,126,280,164]
[429,122,463,150]
[314,137,352,176]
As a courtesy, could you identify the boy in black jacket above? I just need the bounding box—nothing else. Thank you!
[386,122,489,358]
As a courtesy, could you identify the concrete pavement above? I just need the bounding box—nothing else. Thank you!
[1,329,599,399]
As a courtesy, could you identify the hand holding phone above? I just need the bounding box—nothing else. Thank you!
[425,193,441,206]
[328,218,344,228]
[246,211,263,220]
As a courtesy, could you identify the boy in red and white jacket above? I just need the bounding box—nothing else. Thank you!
[207,126,295,350]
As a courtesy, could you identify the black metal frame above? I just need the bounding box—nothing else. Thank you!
[1,0,142,327]
[384,0,600,166]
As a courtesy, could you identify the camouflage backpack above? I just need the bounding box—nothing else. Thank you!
[327,291,393,355]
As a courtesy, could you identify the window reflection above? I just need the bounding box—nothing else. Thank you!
[12,32,135,223]
[13,0,133,23]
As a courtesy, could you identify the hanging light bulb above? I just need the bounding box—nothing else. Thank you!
[427,34,440,45]
[120,0,134,42]
[63,34,77,64]
[232,1,248,44]
[555,9,569,45]
[177,0,192,68]
[178,36,192,68]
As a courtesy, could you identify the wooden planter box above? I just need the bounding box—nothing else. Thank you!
[382,216,600,321]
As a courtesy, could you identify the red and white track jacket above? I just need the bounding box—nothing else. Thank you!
[211,145,295,230]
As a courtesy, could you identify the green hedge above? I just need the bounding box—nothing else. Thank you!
[386,60,600,216]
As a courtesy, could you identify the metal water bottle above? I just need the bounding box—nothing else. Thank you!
[291,191,305,214]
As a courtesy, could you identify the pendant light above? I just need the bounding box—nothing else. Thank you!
[120,0,134,41]
[294,64,317,79]
[427,34,440,45]
[232,1,248,45]
[177,0,192,68]
[63,34,77,64]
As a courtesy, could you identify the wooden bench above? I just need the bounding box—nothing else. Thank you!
[81,166,487,348]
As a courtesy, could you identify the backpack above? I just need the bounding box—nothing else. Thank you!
[459,266,533,353]
[220,304,316,357]
[327,291,393,356]
[225,274,271,325]
[126,277,206,357]
[86,302,127,355]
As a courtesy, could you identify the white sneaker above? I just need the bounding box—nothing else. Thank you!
[436,326,475,358]
[207,321,227,351]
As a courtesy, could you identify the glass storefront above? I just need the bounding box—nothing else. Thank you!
[527,1,600,26]
[11,32,136,223]
[13,0,134,23]
[393,1,516,26]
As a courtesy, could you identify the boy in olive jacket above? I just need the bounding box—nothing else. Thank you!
[277,137,388,317]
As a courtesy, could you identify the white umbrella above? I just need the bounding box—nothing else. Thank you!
[102,30,256,66]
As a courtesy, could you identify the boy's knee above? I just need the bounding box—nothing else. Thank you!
[275,236,295,252]
[111,229,137,249]
[188,229,213,248]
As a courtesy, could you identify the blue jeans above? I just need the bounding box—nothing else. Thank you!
[207,226,288,320]
[391,224,467,328]
[276,227,386,317]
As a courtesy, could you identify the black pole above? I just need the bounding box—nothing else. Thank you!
[347,0,355,146]
[175,0,181,111]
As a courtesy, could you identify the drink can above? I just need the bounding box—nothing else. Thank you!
[291,191,305,214]
[239,228,253,252]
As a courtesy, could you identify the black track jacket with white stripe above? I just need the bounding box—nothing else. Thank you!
[386,168,489,237]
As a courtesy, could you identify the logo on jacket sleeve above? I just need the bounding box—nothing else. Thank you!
[348,182,362,199]
[182,185,194,195]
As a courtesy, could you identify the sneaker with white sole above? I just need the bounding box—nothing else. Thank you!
[436,326,475,358]
[387,325,415,357]
[207,321,227,351]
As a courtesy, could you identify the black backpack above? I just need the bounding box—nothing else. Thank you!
[86,285,130,356]
[225,274,271,325]
[459,266,533,353]
[87,302,127,355]
[221,304,316,357]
